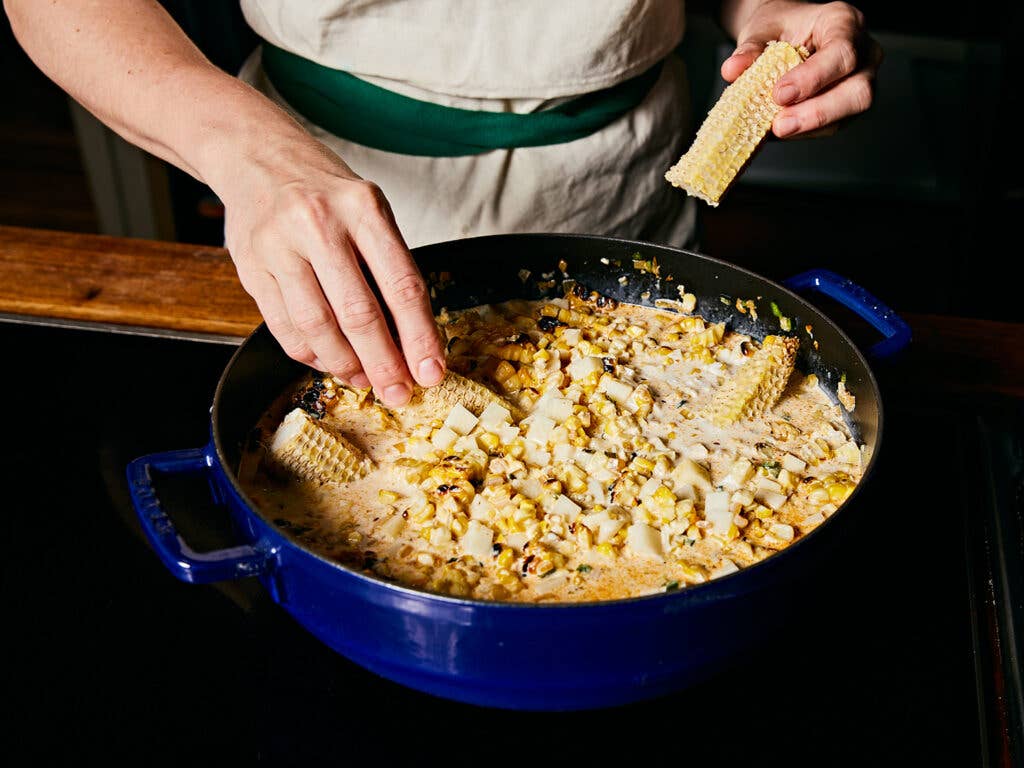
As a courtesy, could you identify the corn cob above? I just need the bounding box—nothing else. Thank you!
[413,371,520,418]
[269,408,374,484]
[665,40,808,206]
[708,335,799,426]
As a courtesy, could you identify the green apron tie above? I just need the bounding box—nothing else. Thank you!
[261,44,663,157]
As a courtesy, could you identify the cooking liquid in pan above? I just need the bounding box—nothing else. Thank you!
[240,298,865,603]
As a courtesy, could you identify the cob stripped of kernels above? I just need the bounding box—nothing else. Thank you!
[270,408,374,484]
[665,40,808,206]
[412,371,519,418]
[708,335,799,426]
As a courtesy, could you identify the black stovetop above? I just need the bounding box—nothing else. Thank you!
[2,324,1020,766]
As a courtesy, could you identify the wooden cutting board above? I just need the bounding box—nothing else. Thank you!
[1,224,1021,399]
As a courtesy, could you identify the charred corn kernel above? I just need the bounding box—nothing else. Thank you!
[412,502,436,523]
[665,40,808,205]
[708,335,799,426]
[690,323,726,348]
[727,523,739,540]
[269,408,374,484]
[596,542,618,558]
[496,569,522,589]
[378,490,401,504]
[492,360,517,384]
[808,485,830,504]
[630,456,656,475]
[679,565,704,581]
[478,432,501,452]
[450,513,469,537]
[541,304,590,325]
[679,316,706,333]
[496,547,515,569]
[828,482,854,503]
[485,343,535,364]
[651,485,676,508]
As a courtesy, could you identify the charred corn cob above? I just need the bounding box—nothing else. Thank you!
[665,40,808,206]
[708,335,799,426]
[269,408,374,484]
[412,371,520,418]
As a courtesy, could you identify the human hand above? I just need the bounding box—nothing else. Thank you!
[720,0,883,138]
[217,137,445,407]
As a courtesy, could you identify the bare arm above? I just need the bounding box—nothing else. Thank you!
[5,0,445,405]
[717,0,882,138]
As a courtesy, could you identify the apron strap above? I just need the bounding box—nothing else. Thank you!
[262,44,663,157]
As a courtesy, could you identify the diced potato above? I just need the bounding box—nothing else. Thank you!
[537,392,574,422]
[639,476,663,501]
[525,414,556,445]
[598,374,633,404]
[626,523,664,559]
[498,424,520,444]
[453,434,478,454]
[504,532,529,551]
[444,403,479,435]
[478,401,512,430]
[755,488,788,510]
[754,475,783,494]
[780,453,806,474]
[379,514,405,539]
[431,426,458,451]
[703,490,732,535]
[687,443,710,462]
[469,494,494,521]
[835,441,861,466]
[723,458,753,490]
[551,493,582,521]
[512,476,544,499]
[673,457,712,495]
[568,355,605,380]
[461,520,494,559]
[709,558,739,580]
[523,445,552,468]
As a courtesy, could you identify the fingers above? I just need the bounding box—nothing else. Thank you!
[273,254,365,385]
[348,185,446,389]
[236,177,443,407]
[721,35,776,83]
[772,70,874,138]
[772,10,873,106]
[304,233,417,408]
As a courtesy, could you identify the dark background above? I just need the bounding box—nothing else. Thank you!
[1,3,1021,764]
[2,1,1022,322]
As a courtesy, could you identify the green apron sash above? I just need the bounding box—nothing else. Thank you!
[261,43,663,157]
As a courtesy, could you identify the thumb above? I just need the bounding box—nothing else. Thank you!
[720,39,767,82]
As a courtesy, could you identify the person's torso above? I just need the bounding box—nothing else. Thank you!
[240,0,686,102]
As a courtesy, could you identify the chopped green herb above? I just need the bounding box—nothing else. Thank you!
[720,295,732,305]
[540,568,557,578]
[770,301,793,331]
[677,399,688,408]
[762,461,782,477]
[840,372,847,384]
[664,580,680,592]
[577,564,592,573]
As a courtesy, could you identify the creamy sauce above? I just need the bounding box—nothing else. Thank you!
[240,296,864,603]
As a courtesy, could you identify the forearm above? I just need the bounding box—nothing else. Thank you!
[4,0,315,195]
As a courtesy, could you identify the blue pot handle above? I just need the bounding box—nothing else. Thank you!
[127,447,277,584]
[782,269,912,359]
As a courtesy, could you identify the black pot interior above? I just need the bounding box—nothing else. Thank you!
[214,234,880,505]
